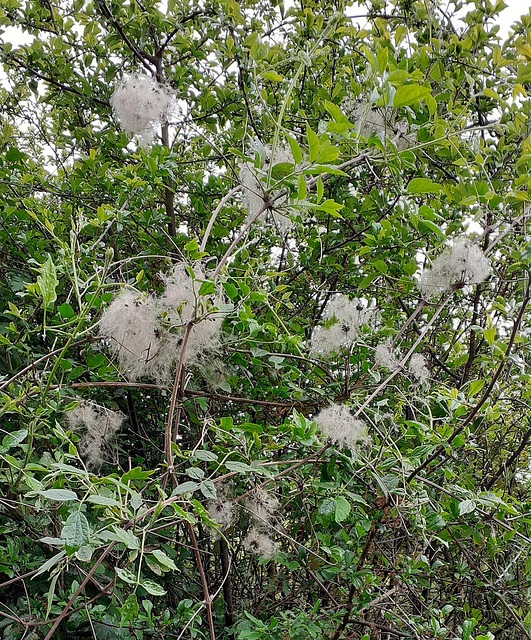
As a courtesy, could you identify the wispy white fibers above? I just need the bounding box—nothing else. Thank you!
[99,290,160,380]
[110,73,176,147]
[65,399,124,468]
[314,403,369,452]
[99,262,226,382]
[310,295,378,356]
[418,237,490,299]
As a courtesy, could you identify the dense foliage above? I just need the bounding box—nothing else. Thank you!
[2,0,531,638]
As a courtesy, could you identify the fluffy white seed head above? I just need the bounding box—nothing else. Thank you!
[409,353,429,384]
[158,262,224,370]
[418,237,491,300]
[65,399,124,468]
[240,144,296,230]
[243,527,279,560]
[244,488,280,527]
[99,290,161,381]
[310,295,377,356]
[375,339,402,371]
[207,499,236,531]
[110,73,175,147]
[315,403,369,451]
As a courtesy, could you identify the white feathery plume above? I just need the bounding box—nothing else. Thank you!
[310,295,377,356]
[99,290,160,381]
[375,339,401,371]
[314,403,369,451]
[243,527,279,560]
[418,237,490,300]
[110,73,176,147]
[65,399,124,468]
[408,353,429,384]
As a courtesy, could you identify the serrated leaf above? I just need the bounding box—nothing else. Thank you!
[61,511,91,552]
[393,84,432,108]
[37,256,59,309]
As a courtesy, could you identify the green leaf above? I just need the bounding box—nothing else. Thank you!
[200,480,217,499]
[57,303,74,319]
[173,481,200,495]
[111,526,140,550]
[286,134,303,164]
[116,566,137,585]
[393,84,432,108]
[458,500,476,516]
[150,549,177,571]
[223,282,238,299]
[407,178,443,194]
[372,260,388,274]
[2,429,28,450]
[39,489,79,502]
[467,379,485,398]
[61,511,91,552]
[225,460,255,473]
[5,147,26,162]
[261,70,283,82]
[32,550,66,578]
[334,496,351,523]
[141,578,166,596]
[418,219,446,238]
[323,100,349,123]
[306,124,320,163]
[198,280,215,296]
[121,594,139,623]
[37,256,59,309]
[271,161,294,180]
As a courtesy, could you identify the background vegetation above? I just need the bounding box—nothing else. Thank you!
[1,0,531,638]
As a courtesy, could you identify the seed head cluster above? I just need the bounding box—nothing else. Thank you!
[310,295,377,356]
[314,403,369,452]
[418,237,491,300]
[99,262,225,381]
[408,353,429,384]
[65,399,124,468]
[242,487,280,560]
[240,144,296,231]
[375,339,401,371]
[110,73,176,147]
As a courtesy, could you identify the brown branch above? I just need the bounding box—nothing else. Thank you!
[43,543,116,640]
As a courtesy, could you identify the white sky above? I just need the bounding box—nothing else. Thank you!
[1,0,530,47]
